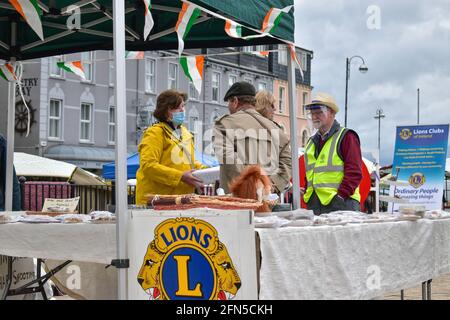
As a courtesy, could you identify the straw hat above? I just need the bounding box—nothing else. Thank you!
[305,92,339,113]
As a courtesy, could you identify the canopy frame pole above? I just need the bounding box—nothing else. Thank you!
[0,4,14,10]
[36,1,49,13]
[147,17,211,42]
[60,0,98,14]
[22,7,136,52]
[41,21,134,41]
[0,40,9,50]
[287,45,300,210]
[113,0,128,300]
[152,5,182,13]
[91,1,140,40]
[5,21,17,211]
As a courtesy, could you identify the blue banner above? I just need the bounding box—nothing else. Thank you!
[389,124,449,211]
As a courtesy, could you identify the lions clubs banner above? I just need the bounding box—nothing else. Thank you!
[128,209,257,300]
[389,124,449,211]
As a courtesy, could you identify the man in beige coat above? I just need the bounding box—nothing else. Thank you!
[213,82,292,194]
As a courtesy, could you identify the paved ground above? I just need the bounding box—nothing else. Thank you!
[384,274,450,300]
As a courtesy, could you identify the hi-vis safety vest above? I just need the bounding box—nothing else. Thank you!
[303,127,361,206]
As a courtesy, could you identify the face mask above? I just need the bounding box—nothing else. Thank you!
[172,111,185,126]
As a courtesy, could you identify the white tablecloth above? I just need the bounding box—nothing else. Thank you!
[1,218,450,300]
[0,223,116,264]
[258,219,450,300]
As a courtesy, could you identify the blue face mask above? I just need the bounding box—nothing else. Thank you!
[172,111,185,126]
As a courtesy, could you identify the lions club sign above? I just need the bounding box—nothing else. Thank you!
[137,218,241,300]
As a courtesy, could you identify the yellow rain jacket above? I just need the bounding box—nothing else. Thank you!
[136,122,205,205]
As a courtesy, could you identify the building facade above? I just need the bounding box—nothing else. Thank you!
[0,45,313,173]
[270,45,314,148]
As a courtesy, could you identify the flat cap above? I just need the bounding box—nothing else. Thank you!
[223,81,256,101]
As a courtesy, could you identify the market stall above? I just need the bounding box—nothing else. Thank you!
[1,210,450,300]
[0,0,300,300]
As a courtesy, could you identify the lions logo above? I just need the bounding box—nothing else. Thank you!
[409,172,425,188]
[137,218,241,300]
[399,128,412,140]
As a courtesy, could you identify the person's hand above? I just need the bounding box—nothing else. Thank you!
[181,169,204,188]
[333,194,346,210]
[300,187,305,195]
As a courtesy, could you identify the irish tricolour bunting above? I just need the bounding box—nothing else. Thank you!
[180,56,204,94]
[126,51,145,59]
[225,20,242,38]
[142,0,154,40]
[289,44,304,80]
[8,0,44,40]
[0,63,17,82]
[261,5,293,34]
[175,2,201,56]
[57,61,86,80]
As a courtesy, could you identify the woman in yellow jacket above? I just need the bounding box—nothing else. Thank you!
[136,90,205,205]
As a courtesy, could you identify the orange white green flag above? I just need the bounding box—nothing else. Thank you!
[8,0,44,40]
[142,0,154,40]
[0,63,17,82]
[180,55,204,94]
[57,61,86,80]
[255,51,270,58]
[175,2,201,56]
[289,44,304,80]
[261,5,293,34]
[225,19,242,38]
[126,51,145,59]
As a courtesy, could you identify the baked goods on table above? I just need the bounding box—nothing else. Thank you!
[146,194,264,211]
[90,211,116,223]
[0,213,22,224]
[55,214,91,224]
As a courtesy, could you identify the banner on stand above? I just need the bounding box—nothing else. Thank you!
[127,209,257,300]
[389,124,449,211]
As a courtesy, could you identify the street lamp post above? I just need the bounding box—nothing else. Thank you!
[344,55,368,127]
[374,108,385,151]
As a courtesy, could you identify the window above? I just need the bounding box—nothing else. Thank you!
[50,55,64,77]
[278,87,286,113]
[108,106,116,144]
[244,77,253,85]
[212,72,220,102]
[302,92,308,117]
[145,58,156,93]
[278,45,287,65]
[168,63,178,89]
[189,116,199,132]
[242,46,253,53]
[255,45,267,52]
[258,82,267,91]
[81,52,94,82]
[301,52,308,71]
[48,99,62,139]
[109,52,114,86]
[189,82,199,100]
[80,103,92,142]
[228,75,237,88]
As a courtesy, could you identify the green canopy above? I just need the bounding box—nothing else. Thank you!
[0,0,294,61]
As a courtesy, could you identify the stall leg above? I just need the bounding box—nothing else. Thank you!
[37,259,48,300]
[421,282,426,300]
[427,279,432,300]
[400,289,404,300]
[1,257,13,300]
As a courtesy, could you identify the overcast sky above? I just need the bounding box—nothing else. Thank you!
[294,0,450,165]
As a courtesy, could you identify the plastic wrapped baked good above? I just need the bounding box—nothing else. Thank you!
[0,213,21,224]
[90,211,116,223]
[56,214,91,224]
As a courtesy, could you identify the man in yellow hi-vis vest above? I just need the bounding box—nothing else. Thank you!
[302,92,363,215]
